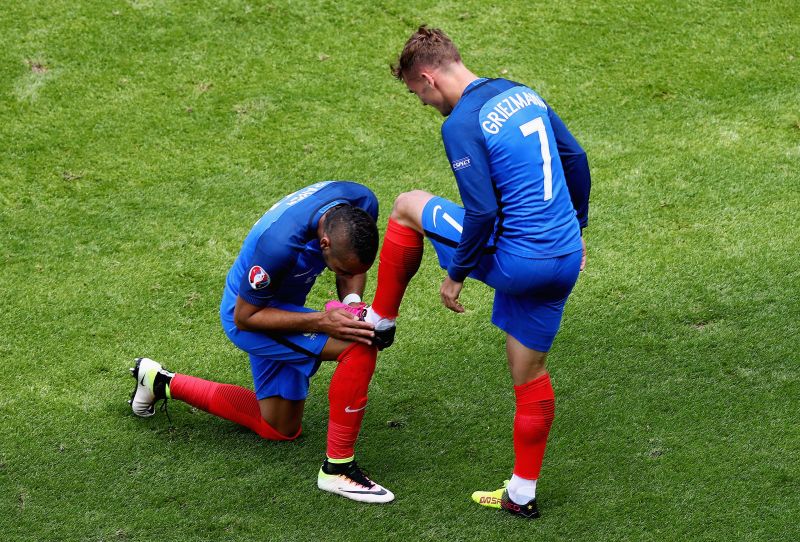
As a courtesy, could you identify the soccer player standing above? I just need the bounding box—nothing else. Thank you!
[369,27,591,517]
[129,181,394,503]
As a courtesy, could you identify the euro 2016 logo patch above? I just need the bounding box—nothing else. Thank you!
[248,266,270,289]
[451,156,471,171]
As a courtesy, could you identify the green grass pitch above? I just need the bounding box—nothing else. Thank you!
[1,1,798,540]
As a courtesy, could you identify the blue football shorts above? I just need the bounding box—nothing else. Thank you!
[220,301,328,401]
[421,196,582,352]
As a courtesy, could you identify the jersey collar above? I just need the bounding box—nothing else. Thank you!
[462,77,489,97]
[449,78,491,118]
[310,199,347,231]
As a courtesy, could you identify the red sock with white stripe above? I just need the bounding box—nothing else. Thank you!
[168,374,297,441]
[509,373,556,502]
[372,219,424,319]
[326,343,378,459]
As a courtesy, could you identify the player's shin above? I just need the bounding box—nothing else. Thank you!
[371,218,423,319]
[511,373,555,501]
[326,343,377,459]
[169,374,297,441]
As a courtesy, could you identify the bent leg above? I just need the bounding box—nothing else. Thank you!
[258,396,305,437]
[170,339,370,442]
[170,374,300,440]
[371,191,430,319]
[216,302,332,439]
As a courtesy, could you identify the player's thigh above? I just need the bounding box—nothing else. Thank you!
[222,302,329,401]
[420,196,495,279]
[320,337,354,360]
[491,292,568,352]
[484,249,582,298]
[489,250,582,352]
[248,353,320,401]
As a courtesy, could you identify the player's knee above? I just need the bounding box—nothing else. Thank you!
[279,425,302,441]
[390,190,432,224]
[262,415,302,440]
[507,356,547,386]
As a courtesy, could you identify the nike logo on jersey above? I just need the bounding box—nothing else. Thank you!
[344,405,367,413]
[431,204,463,234]
[432,205,442,228]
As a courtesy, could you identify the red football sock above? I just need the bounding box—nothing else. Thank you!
[169,374,298,441]
[326,343,378,459]
[512,373,556,479]
[372,218,424,319]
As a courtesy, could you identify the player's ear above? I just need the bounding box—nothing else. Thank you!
[319,235,331,251]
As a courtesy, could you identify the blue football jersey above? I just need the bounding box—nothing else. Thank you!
[219,181,379,320]
[441,78,589,281]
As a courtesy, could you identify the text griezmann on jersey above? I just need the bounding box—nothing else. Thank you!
[482,90,547,135]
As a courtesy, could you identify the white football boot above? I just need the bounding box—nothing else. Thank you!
[128,357,173,417]
[317,460,395,503]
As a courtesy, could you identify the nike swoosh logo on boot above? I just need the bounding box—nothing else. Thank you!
[343,488,386,495]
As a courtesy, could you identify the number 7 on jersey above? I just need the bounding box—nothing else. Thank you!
[519,117,553,201]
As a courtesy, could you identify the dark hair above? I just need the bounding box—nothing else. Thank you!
[324,205,379,265]
[391,25,462,81]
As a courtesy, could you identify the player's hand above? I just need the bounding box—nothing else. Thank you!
[580,236,587,271]
[440,276,465,313]
[317,309,375,345]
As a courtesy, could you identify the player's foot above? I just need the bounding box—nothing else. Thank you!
[317,459,395,503]
[364,306,396,350]
[471,480,540,519]
[128,357,174,417]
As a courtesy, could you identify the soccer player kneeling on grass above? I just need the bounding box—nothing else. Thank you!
[372,27,592,518]
[128,181,395,503]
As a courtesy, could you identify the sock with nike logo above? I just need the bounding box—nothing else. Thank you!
[326,343,378,459]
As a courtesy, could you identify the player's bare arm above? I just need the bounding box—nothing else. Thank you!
[336,272,367,304]
[234,296,374,345]
[580,236,587,271]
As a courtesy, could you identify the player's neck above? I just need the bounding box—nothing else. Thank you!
[316,213,328,240]
[442,64,480,108]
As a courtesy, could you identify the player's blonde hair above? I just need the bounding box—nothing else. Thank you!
[391,25,462,81]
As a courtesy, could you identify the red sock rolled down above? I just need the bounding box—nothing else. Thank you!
[372,218,423,319]
[169,374,298,441]
[512,373,556,480]
[326,343,378,459]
